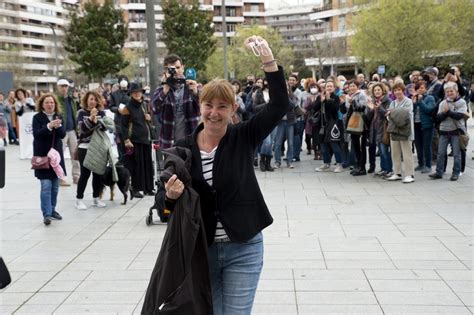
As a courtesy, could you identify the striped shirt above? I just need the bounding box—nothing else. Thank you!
[200,147,229,241]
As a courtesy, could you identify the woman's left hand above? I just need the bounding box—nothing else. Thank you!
[244,36,274,63]
[165,174,185,200]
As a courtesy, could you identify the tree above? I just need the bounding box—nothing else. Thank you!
[202,25,295,81]
[0,47,29,87]
[162,0,216,72]
[352,0,445,76]
[64,0,128,81]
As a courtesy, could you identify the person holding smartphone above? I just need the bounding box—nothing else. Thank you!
[151,54,200,149]
[32,94,66,226]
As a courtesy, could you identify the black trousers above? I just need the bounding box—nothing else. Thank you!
[76,148,102,199]
[351,131,367,169]
[125,142,154,193]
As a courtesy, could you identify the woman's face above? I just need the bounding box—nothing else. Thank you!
[17,91,25,100]
[232,84,240,94]
[87,94,98,110]
[393,88,404,99]
[43,96,55,114]
[349,83,358,94]
[201,98,237,134]
[417,84,426,95]
[445,88,458,99]
[325,82,335,94]
[373,86,383,98]
[255,79,263,89]
[131,91,143,101]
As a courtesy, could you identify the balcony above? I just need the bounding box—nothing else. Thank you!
[213,16,245,23]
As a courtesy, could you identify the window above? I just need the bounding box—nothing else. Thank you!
[338,15,346,32]
[250,4,259,12]
[227,8,236,17]
[227,24,235,32]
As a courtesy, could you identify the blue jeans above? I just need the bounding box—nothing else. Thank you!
[274,121,294,165]
[260,128,277,156]
[40,179,59,218]
[436,134,461,176]
[422,128,434,168]
[208,233,264,315]
[321,142,343,164]
[293,120,305,160]
[7,122,17,142]
[378,143,393,172]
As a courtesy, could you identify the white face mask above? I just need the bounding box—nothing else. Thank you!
[310,88,318,95]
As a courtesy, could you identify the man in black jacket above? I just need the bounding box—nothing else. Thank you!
[109,76,130,163]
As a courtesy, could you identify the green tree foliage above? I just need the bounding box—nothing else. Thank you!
[64,0,128,81]
[352,0,474,77]
[203,25,295,81]
[162,0,216,72]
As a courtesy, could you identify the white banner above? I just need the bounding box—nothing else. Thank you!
[19,112,35,160]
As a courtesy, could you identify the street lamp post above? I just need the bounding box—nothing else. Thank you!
[46,23,58,79]
[221,0,228,80]
[146,0,160,92]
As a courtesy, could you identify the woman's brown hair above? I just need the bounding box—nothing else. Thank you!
[36,93,61,113]
[81,91,104,110]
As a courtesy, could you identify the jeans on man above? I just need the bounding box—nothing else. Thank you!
[40,178,59,218]
[259,127,277,156]
[422,127,434,168]
[274,121,294,165]
[208,233,263,315]
[7,122,17,142]
[321,142,343,164]
[378,142,393,172]
[414,123,424,167]
[436,134,461,176]
[293,120,305,160]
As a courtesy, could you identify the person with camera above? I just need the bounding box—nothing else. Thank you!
[32,94,66,226]
[143,35,289,315]
[151,54,200,149]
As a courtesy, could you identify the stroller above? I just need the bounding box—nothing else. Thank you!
[145,140,171,225]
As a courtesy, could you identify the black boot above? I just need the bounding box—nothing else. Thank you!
[265,155,274,172]
[259,156,266,172]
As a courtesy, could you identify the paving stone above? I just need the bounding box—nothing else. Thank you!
[54,304,136,314]
[298,304,383,314]
[14,304,59,314]
[369,279,452,292]
[297,291,378,305]
[375,291,464,306]
[381,305,472,315]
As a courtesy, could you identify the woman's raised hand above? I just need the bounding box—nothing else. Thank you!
[244,35,274,63]
[165,174,185,200]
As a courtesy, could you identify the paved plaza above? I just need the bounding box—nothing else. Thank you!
[0,131,473,314]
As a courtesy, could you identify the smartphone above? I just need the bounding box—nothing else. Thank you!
[185,68,197,81]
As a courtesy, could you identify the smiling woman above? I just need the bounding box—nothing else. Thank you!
[142,36,290,315]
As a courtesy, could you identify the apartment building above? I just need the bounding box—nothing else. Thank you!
[265,3,323,57]
[305,0,361,77]
[200,0,265,38]
[0,0,80,92]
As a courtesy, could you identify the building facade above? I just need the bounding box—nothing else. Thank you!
[265,3,324,57]
[305,0,360,78]
[0,0,80,92]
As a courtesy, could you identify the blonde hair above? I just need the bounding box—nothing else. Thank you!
[36,93,61,113]
[200,79,235,106]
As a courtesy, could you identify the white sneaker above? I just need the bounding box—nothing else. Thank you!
[315,164,331,172]
[402,176,415,183]
[387,174,402,181]
[93,198,106,208]
[459,172,463,177]
[75,199,87,210]
[333,164,344,173]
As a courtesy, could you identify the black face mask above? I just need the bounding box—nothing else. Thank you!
[247,81,254,86]
[263,84,268,89]
[422,74,430,82]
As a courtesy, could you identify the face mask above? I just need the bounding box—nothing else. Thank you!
[248,81,254,86]
[422,74,430,82]
[310,88,318,95]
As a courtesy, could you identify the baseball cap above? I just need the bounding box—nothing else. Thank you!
[57,79,70,87]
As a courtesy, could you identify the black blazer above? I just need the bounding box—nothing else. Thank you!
[32,112,66,180]
[121,98,151,144]
[175,67,289,245]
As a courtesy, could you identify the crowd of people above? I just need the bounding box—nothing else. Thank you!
[0,62,472,225]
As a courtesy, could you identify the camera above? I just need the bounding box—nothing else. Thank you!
[165,67,186,86]
[448,68,456,75]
